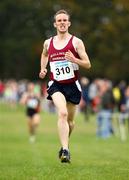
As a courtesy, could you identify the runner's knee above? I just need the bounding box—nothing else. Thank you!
[59,110,68,119]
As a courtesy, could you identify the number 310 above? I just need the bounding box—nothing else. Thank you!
[56,66,70,75]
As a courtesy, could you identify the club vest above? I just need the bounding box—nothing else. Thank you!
[48,36,80,83]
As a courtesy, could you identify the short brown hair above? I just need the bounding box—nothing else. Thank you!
[54,9,70,21]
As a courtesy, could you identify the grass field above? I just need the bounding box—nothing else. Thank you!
[0,103,129,180]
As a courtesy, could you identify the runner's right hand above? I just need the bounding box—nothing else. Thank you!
[39,68,47,79]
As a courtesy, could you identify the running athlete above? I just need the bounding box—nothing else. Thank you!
[39,9,91,163]
[20,82,41,143]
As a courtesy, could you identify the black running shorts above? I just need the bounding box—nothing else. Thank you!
[47,80,82,105]
[26,108,37,117]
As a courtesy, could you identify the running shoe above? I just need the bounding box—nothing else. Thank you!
[60,149,70,163]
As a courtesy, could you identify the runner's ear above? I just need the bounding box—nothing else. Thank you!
[68,21,71,27]
[53,22,56,28]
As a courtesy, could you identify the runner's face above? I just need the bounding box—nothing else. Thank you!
[54,13,71,33]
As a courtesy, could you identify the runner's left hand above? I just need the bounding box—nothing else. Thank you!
[65,50,76,63]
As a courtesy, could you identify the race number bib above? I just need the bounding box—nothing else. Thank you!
[27,99,38,109]
[50,60,75,81]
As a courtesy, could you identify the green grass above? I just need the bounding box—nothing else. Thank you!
[0,103,129,180]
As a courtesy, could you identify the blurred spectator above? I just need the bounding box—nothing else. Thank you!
[96,80,115,138]
[0,80,5,100]
[88,79,100,113]
[118,85,129,141]
[17,80,28,100]
[112,84,121,110]
[4,80,18,107]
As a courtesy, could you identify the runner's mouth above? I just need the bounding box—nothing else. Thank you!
[60,25,65,28]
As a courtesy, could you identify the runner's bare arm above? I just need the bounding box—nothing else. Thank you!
[39,40,49,79]
[19,93,28,105]
[65,39,91,69]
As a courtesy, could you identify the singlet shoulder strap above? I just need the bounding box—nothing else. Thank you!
[48,37,54,51]
[68,35,74,45]
[49,37,54,45]
[69,35,74,41]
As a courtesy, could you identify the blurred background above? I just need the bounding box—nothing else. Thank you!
[0,0,129,81]
[1,0,129,140]
[1,1,129,179]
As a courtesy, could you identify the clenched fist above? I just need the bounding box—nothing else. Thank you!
[39,68,47,79]
[65,50,76,63]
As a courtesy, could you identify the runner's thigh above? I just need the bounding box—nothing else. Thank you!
[52,92,67,111]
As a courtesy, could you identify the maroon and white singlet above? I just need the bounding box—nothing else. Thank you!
[48,36,80,83]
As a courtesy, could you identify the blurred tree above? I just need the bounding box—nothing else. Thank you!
[0,0,129,81]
